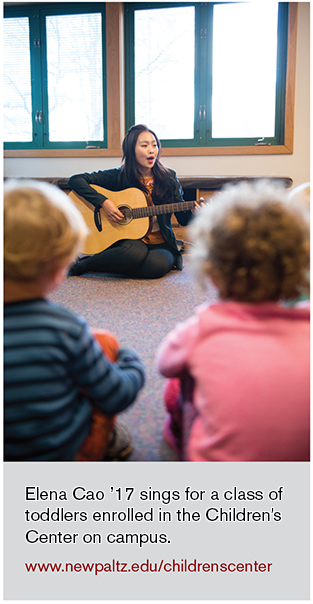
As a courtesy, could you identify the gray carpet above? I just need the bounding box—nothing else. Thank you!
[49,256,218,460]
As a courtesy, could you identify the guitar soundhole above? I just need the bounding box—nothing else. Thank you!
[118,205,132,225]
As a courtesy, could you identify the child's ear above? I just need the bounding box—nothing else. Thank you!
[207,265,222,289]
[209,273,220,289]
[50,265,68,291]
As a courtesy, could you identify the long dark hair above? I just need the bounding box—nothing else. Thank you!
[120,124,172,204]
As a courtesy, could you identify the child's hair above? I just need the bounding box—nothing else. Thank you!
[4,179,88,281]
[189,181,310,302]
[287,182,310,224]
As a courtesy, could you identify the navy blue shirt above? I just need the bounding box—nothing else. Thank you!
[4,298,145,461]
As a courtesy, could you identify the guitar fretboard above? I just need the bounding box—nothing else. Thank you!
[127,200,196,219]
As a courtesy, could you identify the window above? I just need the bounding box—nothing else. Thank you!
[124,2,289,148]
[3,2,297,157]
[132,5,195,140]
[4,4,106,149]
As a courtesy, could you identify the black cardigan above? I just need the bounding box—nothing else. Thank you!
[68,167,193,270]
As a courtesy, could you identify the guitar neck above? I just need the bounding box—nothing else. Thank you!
[132,200,196,219]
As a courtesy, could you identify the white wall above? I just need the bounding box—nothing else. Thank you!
[4,3,310,190]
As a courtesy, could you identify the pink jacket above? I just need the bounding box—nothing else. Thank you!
[156,300,310,461]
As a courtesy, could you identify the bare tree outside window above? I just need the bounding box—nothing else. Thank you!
[4,18,33,142]
[46,13,103,142]
[133,2,280,142]
[4,11,104,144]
[134,6,195,139]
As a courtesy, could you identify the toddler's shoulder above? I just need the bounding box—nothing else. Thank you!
[45,300,89,337]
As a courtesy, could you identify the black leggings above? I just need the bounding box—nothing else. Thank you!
[75,240,176,279]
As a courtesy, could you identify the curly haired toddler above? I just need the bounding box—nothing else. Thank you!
[156,181,310,461]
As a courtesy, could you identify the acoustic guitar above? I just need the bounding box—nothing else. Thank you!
[69,185,198,254]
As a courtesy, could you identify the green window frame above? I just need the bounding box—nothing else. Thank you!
[4,3,107,150]
[124,1,289,148]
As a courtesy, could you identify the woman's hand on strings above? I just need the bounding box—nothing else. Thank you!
[101,199,124,223]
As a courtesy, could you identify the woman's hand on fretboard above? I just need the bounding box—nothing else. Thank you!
[193,198,205,214]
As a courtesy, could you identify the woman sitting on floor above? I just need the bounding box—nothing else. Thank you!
[68,124,201,279]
